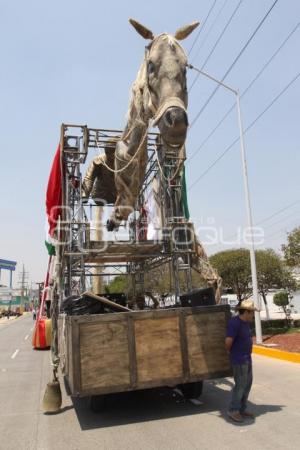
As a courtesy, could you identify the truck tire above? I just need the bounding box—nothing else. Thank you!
[89,394,106,413]
[178,381,203,399]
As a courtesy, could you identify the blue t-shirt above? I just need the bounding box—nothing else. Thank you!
[226,315,252,365]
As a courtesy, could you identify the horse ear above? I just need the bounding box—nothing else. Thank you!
[129,19,154,40]
[174,21,200,40]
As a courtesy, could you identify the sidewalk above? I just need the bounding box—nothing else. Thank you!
[0,316,18,325]
[0,313,29,325]
[253,344,300,363]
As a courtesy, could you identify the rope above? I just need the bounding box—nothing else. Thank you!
[152,96,187,126]
[95,121,185,190]
[154,142,185,182]
[95,125,149,174]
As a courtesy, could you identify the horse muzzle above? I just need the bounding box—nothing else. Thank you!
[157,106,188,146]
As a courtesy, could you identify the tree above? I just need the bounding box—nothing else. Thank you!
[282,226,300,267]
[105,275,128,293]
[281,267,298,294]
[144,263,171,294]
[273,291,290,326]
[255,249,285,320]
[144,263,206,295]
[210,248,298,313]
[210,249,251,302]
[105,262,207,303]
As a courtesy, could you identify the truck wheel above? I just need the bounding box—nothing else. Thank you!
[89,394,106,413]
[179,381,203,399]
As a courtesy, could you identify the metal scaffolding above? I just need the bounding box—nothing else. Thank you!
[59,123,197,306]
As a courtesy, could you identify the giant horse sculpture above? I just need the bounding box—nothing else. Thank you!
[106,19,199,231]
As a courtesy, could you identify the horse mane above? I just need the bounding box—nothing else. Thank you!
[126,59,149,131]
[125,34,187,134]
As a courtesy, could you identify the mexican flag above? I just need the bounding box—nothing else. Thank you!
[45,144,62,255]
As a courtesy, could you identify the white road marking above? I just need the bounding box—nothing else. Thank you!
[11,349,19,359]
[1,369,7,372]
[24,335,29,340]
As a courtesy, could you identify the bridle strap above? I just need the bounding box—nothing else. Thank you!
[152,96,187,126]
[144,36,187,124]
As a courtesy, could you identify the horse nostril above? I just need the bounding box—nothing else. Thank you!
[176,109,188,126]
[163,108,188,128]
[164,110,174,126]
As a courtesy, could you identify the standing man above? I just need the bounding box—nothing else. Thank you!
[225,299,259,422]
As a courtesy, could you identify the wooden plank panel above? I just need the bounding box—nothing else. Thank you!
[127,316,137,388]
[135,316,183,383]
[132,309,180,320]
[178,311,190,381]
[72,320,81,394]
[86,240,163,254]
[80,320,130,391]
[74,312,129,324]
[67,319,74,393]
[186,312,231,377]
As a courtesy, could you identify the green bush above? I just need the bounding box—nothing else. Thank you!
[251,318,300,334]
[273,291,289,307]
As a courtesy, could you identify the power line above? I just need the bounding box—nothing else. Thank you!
[209,202,300,249]
[189,0,243,92]
[208,216,300,254]
[188,0,218,56]
[187,23,300,163]
[256,200,300,226]
[224,207,300,248]
[262,219,300,242]
[188,71,300,190]
[189,0,230,62]
[262,210,300,230]
[210,219,297,252]
[189,0,280,129]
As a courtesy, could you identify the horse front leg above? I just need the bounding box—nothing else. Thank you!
[107,189,135,231]
[107,194,122,231]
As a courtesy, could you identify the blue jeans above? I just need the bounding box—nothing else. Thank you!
[229,363,253,413]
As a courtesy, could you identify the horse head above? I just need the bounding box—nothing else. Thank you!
[129,19,199,147]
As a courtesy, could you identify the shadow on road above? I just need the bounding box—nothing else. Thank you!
[70,378,284,430]
[44,405,74,416]
[210,379,285,427]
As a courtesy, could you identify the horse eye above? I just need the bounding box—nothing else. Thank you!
[148,61,155,74]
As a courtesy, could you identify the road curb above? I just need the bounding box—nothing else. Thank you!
[0,314,28,325]
[253,345,300,364]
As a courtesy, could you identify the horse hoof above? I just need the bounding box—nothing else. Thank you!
[106,219,115,232]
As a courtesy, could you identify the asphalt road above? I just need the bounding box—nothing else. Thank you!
[1,315,300,450]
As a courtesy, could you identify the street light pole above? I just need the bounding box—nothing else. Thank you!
[236,92,262,343]
[187,64,263,343]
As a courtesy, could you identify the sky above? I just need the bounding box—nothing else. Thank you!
[0,0,299,286]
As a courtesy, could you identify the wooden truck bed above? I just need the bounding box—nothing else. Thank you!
[58,305,231,397]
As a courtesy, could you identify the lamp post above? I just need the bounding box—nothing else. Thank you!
[187,64,263,344]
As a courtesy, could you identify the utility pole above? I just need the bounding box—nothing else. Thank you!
[36,282,44,309]
[18,264,29,310]
[187,64,263,344]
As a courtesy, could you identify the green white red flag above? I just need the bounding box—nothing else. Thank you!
[45,145,62,255]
